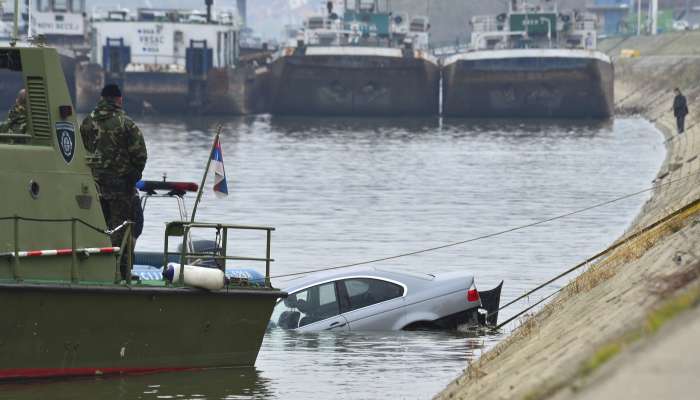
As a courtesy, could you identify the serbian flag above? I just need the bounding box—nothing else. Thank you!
[211,136,228,198]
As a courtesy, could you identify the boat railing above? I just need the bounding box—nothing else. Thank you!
[471,16,502,34]
[124,58,187,72]
[0,216,277,287]
[163,221,275,287]
[0,215,121,283]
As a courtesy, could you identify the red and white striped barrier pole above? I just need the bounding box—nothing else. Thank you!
[0,247,120,258]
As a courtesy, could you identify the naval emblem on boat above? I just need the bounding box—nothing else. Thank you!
[56,122,75,164]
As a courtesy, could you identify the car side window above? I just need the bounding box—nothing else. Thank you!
[341,278,404,312]
[273,282,341,329]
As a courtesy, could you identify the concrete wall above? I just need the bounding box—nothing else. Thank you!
[435,30,700,400]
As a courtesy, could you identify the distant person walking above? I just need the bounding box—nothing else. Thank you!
[673,88,689,134]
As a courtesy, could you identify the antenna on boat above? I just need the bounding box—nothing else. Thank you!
[205,0,213,23]
[26,0,31,39]
[10,0,19,46]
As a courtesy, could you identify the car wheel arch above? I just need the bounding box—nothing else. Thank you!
[402,320,441,331]
[394,311,441,331]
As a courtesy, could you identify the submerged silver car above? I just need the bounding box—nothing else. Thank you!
[270,267,503,332]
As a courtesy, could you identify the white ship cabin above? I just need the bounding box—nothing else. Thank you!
[31,0,86,46]
[470,0,598,51]
[0,4,13,40]
[297,0,430,50]
[0,3,24,41]
[90,7,241,74]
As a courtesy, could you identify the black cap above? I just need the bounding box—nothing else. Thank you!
[101,83,122,98]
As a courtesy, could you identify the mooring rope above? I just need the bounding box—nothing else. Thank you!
[492,194,700,330]
[615,81,659,107]
[272,169,700,279]
[0,215,109,235]
[495,289,561,330]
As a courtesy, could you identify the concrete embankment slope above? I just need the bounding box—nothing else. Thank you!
[435,31,700,400]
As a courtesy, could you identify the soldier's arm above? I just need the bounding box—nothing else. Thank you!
[16,107,28,134]
[124,119,148,178]
[0,106,17,133]
[79,116,97,152]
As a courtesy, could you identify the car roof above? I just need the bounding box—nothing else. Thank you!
[280,266,436,293]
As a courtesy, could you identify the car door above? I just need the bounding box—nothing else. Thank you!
[337,277,406,331]
[290,281,350,332]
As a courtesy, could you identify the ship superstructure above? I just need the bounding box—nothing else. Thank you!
[268,0,439,116]
[0,2,13,40]
[0,0,86,112]
[75,5,256,114]
[31,0,87,47]
[442,0,614,119]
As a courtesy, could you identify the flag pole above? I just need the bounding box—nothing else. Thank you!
[190,124,222,223]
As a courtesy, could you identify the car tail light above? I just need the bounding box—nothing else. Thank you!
[467,281,479,303]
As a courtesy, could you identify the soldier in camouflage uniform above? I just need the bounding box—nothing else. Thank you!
[0,89,28,134]
[80,84,147,280]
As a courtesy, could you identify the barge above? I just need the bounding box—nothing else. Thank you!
[75,4,265,115]
[267,0,439,116]
[442,0,614,119]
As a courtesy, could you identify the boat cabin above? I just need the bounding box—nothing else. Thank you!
[89,6,241,75]
[0,46,115,282]
[30,0,87,46]
[470,0,599,50]
[296,0,430,49]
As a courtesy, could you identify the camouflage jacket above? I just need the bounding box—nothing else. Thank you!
[80,99,148,196]
[0,103,28,134]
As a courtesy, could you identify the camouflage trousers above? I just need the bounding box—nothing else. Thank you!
[100,193,143,280]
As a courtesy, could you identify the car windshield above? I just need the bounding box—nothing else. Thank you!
[271,282,340,329]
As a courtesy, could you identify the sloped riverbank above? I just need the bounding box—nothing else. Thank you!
[435,31,700,400]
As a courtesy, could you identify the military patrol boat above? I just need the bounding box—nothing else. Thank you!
[267,0,439,116]
[442,0,614,119]
[0,44,284,379]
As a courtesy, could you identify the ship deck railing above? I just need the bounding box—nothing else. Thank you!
[163,221,275,288]
[470,16,502,34]
[1,216,276,289]
[0,215,122,283]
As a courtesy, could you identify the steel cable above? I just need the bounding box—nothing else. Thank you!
[0,216,110,236]
[272,168,700,279]
[490,194,700,329]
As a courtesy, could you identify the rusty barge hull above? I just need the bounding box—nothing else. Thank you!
[442,49,614,119]
[268,51,440,116]
[75,65,265,115]
[76,68,193,114]
[205,65,269,115]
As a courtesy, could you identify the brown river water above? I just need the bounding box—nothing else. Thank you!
[0,115,664,399]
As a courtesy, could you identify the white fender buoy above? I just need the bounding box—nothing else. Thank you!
[164,263,226,290]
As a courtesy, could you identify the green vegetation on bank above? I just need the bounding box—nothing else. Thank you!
[579,280,700,378]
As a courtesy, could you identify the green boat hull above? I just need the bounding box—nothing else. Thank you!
[0,45,286,381]
[0,283,282,379]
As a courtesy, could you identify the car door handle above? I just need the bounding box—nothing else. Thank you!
[327,321,346,329]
